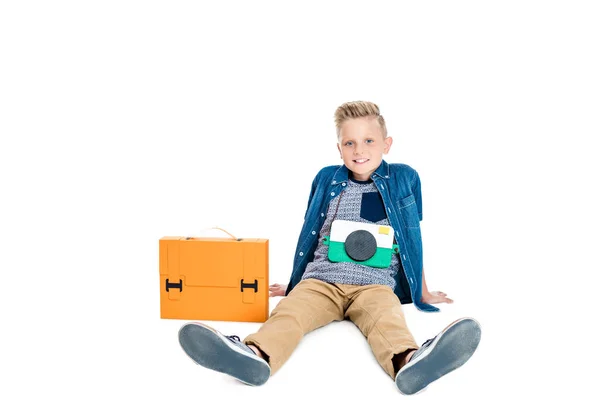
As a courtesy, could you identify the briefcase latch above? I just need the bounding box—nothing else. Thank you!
[165,278,183,300]
[166,279,183,292]
[241,279,258,304]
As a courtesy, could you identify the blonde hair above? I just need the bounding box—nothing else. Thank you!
[334,101,387,139]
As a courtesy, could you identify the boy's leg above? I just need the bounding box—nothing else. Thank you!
[395,317,481,395]
[179,322,271,386]
[244,278,345,374]
[344,284,419,379]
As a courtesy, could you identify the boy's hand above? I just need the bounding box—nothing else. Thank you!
[421,291,454,304]
[269,283,288,297]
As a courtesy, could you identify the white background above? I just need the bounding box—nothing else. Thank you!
[1,1,599,398]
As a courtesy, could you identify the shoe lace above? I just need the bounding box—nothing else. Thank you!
[227,335,241,342]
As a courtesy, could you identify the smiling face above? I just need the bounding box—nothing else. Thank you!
[337,116,393,181]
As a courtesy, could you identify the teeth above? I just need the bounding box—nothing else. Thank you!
[354,159,368,163]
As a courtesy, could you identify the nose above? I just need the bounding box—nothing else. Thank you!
[353,143,364,155]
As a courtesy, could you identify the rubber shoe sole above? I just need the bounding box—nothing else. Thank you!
[178,322,271,386]
[395,317,482,395]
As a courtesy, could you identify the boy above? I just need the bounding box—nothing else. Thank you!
[178,101,481,395]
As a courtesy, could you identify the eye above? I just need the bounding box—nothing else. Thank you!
[344,141,354,146]
[366,139,374,144]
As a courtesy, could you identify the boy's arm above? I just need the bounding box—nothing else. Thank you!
[414,171,453,305]
[420,267,453,304]
[269,283,287,297]
[276,169,322,297]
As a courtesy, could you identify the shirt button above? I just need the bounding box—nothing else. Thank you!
[299,252,304,256]
[342,182,346,186]
[312,231,316,235]
[330,192,335,196]
[332,180,337,184]
[385,175,389,178]
[321,213,325,217]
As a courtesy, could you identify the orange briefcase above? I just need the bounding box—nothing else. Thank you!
[159,229,269,322]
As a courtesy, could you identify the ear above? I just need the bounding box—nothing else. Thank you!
[337,142,343,159]
[383,136,393,154]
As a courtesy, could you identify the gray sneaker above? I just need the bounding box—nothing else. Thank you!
[395,317,482,395]
[178,322,271,386]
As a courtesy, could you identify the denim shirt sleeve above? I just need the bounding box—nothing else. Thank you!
[411,169,423,222]
[285,168,329,296]
[304,172,319,220]
[408,168,440,313]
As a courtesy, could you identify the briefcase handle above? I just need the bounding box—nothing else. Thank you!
[190,226,239,241]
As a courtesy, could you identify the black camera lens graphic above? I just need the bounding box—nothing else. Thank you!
[344,230,377,261]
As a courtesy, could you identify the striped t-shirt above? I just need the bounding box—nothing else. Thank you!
[301,177,401,290]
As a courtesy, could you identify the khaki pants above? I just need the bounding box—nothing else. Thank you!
[244,278,419,379]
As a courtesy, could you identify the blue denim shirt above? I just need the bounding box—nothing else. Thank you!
[285,159,439,312]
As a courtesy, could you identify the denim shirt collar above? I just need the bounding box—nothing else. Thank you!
[330,159,391,186]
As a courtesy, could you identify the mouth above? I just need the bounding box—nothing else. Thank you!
[353,158,369,164]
